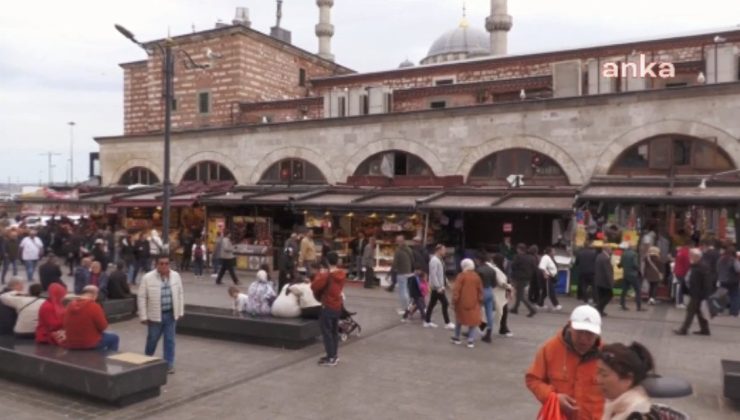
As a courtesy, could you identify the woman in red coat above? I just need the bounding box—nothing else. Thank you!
[451,258,483,348]
[36,283,67,345]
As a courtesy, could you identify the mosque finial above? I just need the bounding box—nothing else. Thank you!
[459,0,469,28]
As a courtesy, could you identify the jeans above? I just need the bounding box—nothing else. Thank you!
[24,260,38,282]
[396,273,411,310]
[454,324,478,343]
[127,263,136,284]
[620,277,642,310]
[729,288,740,316]
[96,332,120,352]
[425,290,450,324]
[145,311,177,367]
[482,287,495,330]
[319,307,340,359]
[212,258,221,274]
[1,258,18,283]
[403,296,426,320]
[355,256,364,280]
[193,258,204,276]
[674,277,685,305]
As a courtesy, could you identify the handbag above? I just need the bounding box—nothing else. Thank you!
[537,392,565,420]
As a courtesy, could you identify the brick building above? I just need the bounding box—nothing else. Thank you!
[97,2,740,260]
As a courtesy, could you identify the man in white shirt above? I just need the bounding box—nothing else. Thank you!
[424,244,454,329]
[20,230,44,282]
[538,247,562,311]
[138,256,184,374]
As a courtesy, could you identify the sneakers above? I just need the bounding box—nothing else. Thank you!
[423,322,438,328]
[444,323,455,330]
[400,317,408,323]
[318,357,338,366]
[466,342,475,349]
[676,303,686,309]
[553,305,563,311]
[167,367,175,375]
[397,309,406,315]
[500,332,514,337]
[450,337,462,345]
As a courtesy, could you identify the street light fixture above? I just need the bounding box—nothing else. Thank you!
[698,168,740,189]
[68,121,76,184]
[115,24,220,250]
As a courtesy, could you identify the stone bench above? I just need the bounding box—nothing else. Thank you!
[642,376,693,399]
[101,297,137,322]
[0,337,168,406]
[722,360,740,401]
[177,304,320,349]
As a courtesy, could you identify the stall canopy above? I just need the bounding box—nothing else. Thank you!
[578,177,740,205]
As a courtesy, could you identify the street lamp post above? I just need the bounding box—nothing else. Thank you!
[116,24,217,250]
[68,121,76,184]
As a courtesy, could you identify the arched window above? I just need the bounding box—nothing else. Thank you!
[609,135,734,175]
[182,161,235,183]
[259,159,327,184]
[354,150,434,177]
[119,167,159,186]
[468,148,568,185]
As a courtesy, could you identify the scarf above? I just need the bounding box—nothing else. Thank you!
[602,386,651,420]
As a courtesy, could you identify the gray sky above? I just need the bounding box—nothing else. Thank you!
[1,0,739,185]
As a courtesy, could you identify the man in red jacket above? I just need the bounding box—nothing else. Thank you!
[64,285,119,352]
[311,252,346,367]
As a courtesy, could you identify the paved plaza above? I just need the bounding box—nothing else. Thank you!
[0,272,739,419]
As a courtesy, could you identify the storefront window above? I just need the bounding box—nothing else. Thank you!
[468,148,567,185]
[183,161,235,183]
[119,167,159,185]
[354,151,433,177]
[259,159,327,184]
[610,136,734,175]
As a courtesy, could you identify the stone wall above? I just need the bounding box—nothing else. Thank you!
[100,83,740,188]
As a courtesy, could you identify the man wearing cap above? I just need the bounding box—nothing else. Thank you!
[526,305,605,420]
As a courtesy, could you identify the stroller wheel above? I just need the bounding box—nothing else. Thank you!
[340,333,349,342]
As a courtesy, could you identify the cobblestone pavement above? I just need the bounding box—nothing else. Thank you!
[0,271,738,419]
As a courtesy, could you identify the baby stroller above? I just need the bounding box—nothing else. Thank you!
[338,306,362,342]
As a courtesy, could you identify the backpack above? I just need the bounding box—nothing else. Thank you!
[194,246,204,259]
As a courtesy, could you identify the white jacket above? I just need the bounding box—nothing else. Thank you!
[137,269,184,322]
[0,292,44,334]
[486,262,512,330]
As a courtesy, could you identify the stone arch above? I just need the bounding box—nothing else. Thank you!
[456,135,584,185]
[110,159,163,187]
[173,151,242,184]
[343,138,443,180]
[248,147,337,184]
[593,119,740,175]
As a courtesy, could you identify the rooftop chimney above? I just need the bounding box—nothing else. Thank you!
[233,7,252,27]
[270,0,292,44]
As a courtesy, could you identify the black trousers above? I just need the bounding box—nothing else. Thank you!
[499,304,510,334]
[538,277,559,307]
[216,258,239,284]
[528,276,541,304]
[578,273,595,302]
[425,290,450,324]
[679,298,710,333]
[620,277,642,310]
[597,286,613,315]
[512,281,536,314]
[364,265,375,288]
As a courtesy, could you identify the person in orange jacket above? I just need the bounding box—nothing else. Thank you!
[526,305,605,420]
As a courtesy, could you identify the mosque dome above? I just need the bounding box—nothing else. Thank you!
[399,58,415,68]
[421,23,491,65]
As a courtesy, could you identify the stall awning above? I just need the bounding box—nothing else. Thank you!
[417,191,575,213]
[579,184,740,204]
[494,196,574,213]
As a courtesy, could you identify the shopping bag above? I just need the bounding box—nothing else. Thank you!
[537,392,565,420]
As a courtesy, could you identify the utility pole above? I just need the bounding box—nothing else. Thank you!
[68,121,76,184]
[39,152,61,185]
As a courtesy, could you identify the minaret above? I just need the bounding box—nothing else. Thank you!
[485,0,512,56]
[315,0,335,61]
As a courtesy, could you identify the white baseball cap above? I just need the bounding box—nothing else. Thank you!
[570,305,602,335]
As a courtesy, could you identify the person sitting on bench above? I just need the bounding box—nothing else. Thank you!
[36,283,67,345]
[0,279,24,336]
[107,262,134,300]
[245,270,276,316]
[271,283,301,318]
[0,283,45,339]
[64,285,119,352]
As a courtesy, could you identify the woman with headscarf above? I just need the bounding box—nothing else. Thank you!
[451,258,483,348]
[246,270,277,316]
[642,246,663,305]
[36,283,67,345]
